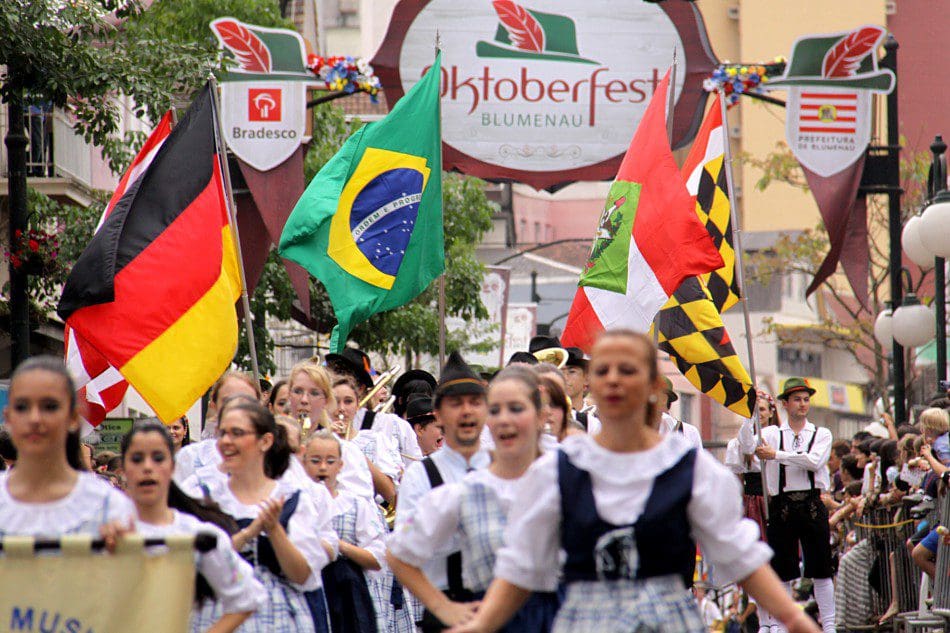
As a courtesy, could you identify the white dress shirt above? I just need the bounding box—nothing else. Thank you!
[738,419,832,496]
[395,443,490,589]
[659,413,703,449]
[354,408,423,468]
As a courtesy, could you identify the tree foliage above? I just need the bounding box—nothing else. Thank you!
[744,141,933,406]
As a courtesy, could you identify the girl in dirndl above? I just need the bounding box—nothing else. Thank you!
[192,396,338,633]
[0,356,134,541]
[454,331,819,633]
[329,377,416,633]
[387,366,560,632]
[304,429,384,633]
[122,419,265,632]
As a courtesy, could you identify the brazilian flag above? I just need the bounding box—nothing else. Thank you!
[280,54,444,352]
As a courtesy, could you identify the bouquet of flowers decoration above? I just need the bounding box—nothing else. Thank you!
[5,227,60,275]
[307,54,382,103]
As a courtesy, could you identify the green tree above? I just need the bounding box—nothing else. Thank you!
[744,141,933,407]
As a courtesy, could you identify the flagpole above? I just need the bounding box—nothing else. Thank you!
[208,75,262,387]
[436,32,446,369]
[654,51,678,346]
[717,88,768,517]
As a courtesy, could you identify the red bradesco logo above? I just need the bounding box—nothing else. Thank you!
[248,88,282,121]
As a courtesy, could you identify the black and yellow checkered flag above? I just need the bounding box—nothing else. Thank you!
[654,95,754,417]
[694,154,741,314]
[654,277,755,417]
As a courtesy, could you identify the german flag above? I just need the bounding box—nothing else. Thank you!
[58,84,241,422]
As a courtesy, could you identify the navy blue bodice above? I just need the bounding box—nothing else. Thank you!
[236,490,301,579]
[558,448,697,587]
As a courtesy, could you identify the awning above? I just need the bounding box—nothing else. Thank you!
[914,339,950,367]
[779,375,866,415]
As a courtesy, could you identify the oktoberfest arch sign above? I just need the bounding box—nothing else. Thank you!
[372,0,719,190]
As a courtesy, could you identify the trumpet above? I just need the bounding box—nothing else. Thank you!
[533,347,568,368]
[374,395,396,414]
[358,365,401,409]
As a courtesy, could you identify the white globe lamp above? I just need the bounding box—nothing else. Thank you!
[918,190,950,258]
[891,294,934,348]
[901,216,934,269]
[873,307,893,347]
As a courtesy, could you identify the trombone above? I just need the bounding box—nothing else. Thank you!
[358,365,401,409]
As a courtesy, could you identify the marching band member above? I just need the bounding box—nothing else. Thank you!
[288,362,375,502]
[327,349,423,468]
[122,420,264,633]
[454,331,816,633]
[388,366,560,631]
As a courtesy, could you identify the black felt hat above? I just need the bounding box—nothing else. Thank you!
[506,351,539,366]
[529,335,562,354]
[325,348,374,391]
[435,351,486,404]
[564,346,588,369]
[404,392,436,424]
[392,369,437,417]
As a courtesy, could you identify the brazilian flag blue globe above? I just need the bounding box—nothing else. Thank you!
[280,54,444,351]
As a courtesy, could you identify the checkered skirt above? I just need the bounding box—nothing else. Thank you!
[554,576,704,633]
[458,480,506,592]
[192,564,316,633]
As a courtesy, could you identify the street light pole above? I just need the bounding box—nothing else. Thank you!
[882,37,906,423]
[5,83,31,368]
[930,135,947,392]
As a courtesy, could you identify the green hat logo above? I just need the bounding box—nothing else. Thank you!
[211,17,313,81]
[769,25,895,93]
[476,0,598,65]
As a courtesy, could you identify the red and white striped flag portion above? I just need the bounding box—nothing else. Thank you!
[797,91,858,135]
[64,112,173,426]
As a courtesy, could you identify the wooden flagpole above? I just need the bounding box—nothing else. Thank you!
[436,32,446,369]
[717,88,768,515]
[208,74,261,387]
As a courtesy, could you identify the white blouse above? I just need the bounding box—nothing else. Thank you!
[388,469,518,568]
[494,433,772,591]
[331,489,388,572]
[198,475,335,592]
[0,471,135,538]
[135,510,265,615]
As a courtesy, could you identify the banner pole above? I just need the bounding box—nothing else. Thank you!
[717,88,768,515]
[436,33,446,369]
[209,75,262,386]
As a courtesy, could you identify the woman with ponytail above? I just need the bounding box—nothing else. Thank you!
[122,420,264,632]
[190,396,338,633]
[0,356,134,542]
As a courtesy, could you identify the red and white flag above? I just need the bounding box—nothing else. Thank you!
[65,112,173,426]
[560,71,722,352]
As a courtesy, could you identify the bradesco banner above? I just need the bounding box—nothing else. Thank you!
[372,0,718,190]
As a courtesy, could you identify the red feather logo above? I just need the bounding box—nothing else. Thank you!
[821,26,885,78]
[492,0,545,53]
[212,19,272,73]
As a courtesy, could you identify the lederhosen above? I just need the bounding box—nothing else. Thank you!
[765,429,833,581]
[418,457,474,632]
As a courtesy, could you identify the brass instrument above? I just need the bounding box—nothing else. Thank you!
[357,364,401,408]
[374,395,396,413]
[533,347,568,368]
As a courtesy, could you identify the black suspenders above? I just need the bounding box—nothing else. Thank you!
[421,457,465,597]
[777,428,819,495]
[360,409,377,431]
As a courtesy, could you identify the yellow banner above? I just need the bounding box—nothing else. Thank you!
[0,534,196,633]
